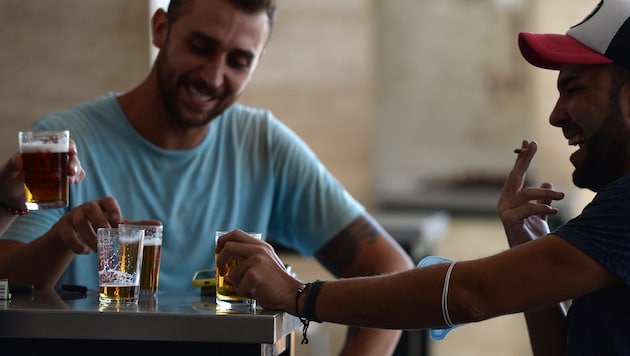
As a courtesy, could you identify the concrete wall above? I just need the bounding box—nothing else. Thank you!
[0,0,596,216]
[0,0,150,156]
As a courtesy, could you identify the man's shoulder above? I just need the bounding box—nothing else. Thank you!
[49,94,117,118]
[35,94,121,128]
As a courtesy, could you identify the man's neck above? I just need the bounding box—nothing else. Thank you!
[116,75,210,150]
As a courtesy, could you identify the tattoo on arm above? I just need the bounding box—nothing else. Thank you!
[314,215,381,277]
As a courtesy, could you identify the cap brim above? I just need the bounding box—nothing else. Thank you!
[518,32,613,70]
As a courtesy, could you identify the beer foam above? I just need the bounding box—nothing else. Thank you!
[20,141,69,153]
[143,239,162,246]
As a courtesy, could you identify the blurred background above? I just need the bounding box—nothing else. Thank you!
[0,0,598,355]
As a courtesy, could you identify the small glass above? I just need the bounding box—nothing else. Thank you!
[215,231,262,312]
[97,227,145,303]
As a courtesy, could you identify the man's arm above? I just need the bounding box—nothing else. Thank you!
[497,140,568,355]
[0,197,123,288]
[314,212,415,356]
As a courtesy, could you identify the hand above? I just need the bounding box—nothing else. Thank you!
[52,197,123,254]
[497,140,565,247]
[215,230,303,313]
[68,139,86,184]
[0,153,27,211]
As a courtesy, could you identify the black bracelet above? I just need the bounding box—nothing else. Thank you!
[295,284,310,344]
[303,280,324,322]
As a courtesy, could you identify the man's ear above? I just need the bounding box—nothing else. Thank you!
[151,8,169,50]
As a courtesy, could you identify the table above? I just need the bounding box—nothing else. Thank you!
[0,288,302,355]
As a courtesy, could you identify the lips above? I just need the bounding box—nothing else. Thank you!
[187,84,214,103]
[567,133,586,167]
[567,133,585,146]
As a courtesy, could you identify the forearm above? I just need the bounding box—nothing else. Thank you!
[0,231,74,288]
[339,328,401,356]
[523,304,567,356]
[298,268,447,330]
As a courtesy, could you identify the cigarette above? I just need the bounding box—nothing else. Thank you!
[513,148,527,154]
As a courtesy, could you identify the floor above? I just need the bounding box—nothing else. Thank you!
[280,216,533,356]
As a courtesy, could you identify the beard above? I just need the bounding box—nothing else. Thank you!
[573,104,629,191]
[154,49,237,129]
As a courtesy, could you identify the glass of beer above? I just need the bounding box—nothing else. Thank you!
[97,227,145,303]
[119,223,163,297]
[18,130,70,210]
[215,231,262,312]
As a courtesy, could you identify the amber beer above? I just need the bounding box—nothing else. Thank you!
[215,231,261,310]
[216,255,247,302]
[18,130,70,210]
[140,239,162,295]
[99,284,140,302]
[120,224,163,297]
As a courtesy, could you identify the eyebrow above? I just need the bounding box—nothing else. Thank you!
[188,31,256,61]
[557,74,579,90]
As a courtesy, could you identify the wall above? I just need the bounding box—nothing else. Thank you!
[0,0,376,209]
[374,0,530,208]
[239,0,375,207]
[0,0,150,158]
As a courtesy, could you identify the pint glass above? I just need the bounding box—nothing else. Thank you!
[18,130,70,210]
[119,224,163,297]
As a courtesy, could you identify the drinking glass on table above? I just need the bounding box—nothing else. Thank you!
[18,130,70,210]
[97,227,145,303]
[215,231,262,312]
[119,223,163,297]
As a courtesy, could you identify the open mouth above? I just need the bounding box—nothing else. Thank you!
[187,84,215,103]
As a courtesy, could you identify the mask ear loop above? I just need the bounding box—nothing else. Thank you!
[417,255,464,340]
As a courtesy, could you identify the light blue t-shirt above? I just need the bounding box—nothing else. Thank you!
[2,94,364,292]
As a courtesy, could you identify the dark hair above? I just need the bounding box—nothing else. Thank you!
[167,0,277,30]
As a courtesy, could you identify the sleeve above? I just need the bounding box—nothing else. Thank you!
[265,115,365,256]
[552,179,630,285]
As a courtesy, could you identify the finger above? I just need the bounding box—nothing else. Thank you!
[216,230,264,252]
[75,198,122,251]
[55,215,93,254]
[68,139,78,156]
[504,141,537,193]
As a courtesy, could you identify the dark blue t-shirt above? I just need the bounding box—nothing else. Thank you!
[552,174,630,354]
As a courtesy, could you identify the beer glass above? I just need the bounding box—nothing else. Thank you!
[215,231,262,312]
[97,227,145,303]
[18,130,70,210]
[119,223,163,297]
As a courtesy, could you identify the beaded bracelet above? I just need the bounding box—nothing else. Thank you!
[2,206,28,216]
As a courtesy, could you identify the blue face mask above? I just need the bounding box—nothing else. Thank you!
[417,255,463,340]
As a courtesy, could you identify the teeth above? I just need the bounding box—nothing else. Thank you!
[567,134,585,146]
[188,85,213,102]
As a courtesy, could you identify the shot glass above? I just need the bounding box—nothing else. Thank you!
[97,227,145,303]
[119,223,163,297]
[215,231,262,312]
[18,130,70,210]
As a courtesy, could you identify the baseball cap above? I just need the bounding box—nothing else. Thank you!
[519,0,630,70]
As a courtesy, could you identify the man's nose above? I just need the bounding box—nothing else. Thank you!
[200,57,225,88]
